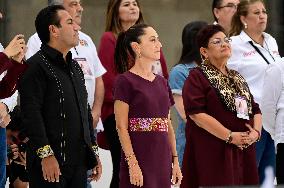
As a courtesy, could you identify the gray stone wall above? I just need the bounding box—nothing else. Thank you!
[1,0,213,69]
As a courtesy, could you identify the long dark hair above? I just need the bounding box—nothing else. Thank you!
[114,23,149,74]
[105,0,144,35]
[178,21,207,65]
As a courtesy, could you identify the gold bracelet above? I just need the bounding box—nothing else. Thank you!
[36,145,54,159]
[253,128,261,142]
[125,153,135,162]
[128,162,137,169]
[92,144,99,156]
[225,131,233,144]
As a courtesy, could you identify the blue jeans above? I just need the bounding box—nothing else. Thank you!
[0,128,7,187]
[256,128,276,184]
[176,121,186,167]
[86,169,93,188]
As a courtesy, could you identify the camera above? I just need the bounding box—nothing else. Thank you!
[18,142,27,153]
[6,106,28,158]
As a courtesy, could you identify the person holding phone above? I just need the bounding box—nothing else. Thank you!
[0,11,27,186]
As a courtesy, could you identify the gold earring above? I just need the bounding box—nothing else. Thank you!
[200,54,209,64]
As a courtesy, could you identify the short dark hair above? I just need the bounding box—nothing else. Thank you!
[48,0,63,6]
[35,5,65,44]
[114,23,149,73]
[196,24,225,49]
[212,0,223,21]
[178,21,208,65]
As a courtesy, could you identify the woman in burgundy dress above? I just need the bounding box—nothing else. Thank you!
[181,25,261,188]
[98,1,169,186]
[113,24,182,188]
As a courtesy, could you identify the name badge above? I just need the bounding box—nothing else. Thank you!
[152,61,163,77]
[235,95,249,120]
[74,57,92,76]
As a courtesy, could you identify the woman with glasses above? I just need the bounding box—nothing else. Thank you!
[212,0,240,34]
[181,24,261,188]
[228,0,280,184]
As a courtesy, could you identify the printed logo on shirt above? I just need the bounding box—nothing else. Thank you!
[79,39,88,47]
[272,50,279,55]
[74,58,92,76]
[243,50,256,57]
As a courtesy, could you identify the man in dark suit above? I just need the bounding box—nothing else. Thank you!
[19,5,102,188]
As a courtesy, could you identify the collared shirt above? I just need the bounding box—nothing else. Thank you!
[262,60,284,146]
[26,32,106,130]
[20,44,95,165]
[228,31,281,132]
[228,31,280,105]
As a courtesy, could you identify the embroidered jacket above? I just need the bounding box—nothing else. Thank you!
[19,44,98,168]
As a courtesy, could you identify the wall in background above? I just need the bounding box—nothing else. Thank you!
[1,0,213,69]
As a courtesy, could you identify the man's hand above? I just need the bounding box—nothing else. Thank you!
[89,156,102,182]
[41,155,61,183]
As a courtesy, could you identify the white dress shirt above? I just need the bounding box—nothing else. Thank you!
[228,31,281,132]
[262,60,284,146]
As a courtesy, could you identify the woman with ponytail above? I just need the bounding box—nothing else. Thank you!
[113,24,182,188]
[98,1,169,187]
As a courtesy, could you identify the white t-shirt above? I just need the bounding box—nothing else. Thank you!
[261,60,284,146]
[228,31,281,132]
[26,32,106,130]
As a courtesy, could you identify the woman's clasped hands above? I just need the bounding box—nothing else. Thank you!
[230,124,260,150]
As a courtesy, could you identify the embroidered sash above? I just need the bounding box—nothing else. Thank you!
[128,118,168,132]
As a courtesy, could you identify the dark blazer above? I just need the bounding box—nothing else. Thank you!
[19,45,98,169]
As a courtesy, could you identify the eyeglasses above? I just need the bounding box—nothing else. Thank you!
[209,37,232,46]
[218,3,238,10]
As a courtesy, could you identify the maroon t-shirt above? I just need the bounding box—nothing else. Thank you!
[98,32,169,121]
[113,71,173,118]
